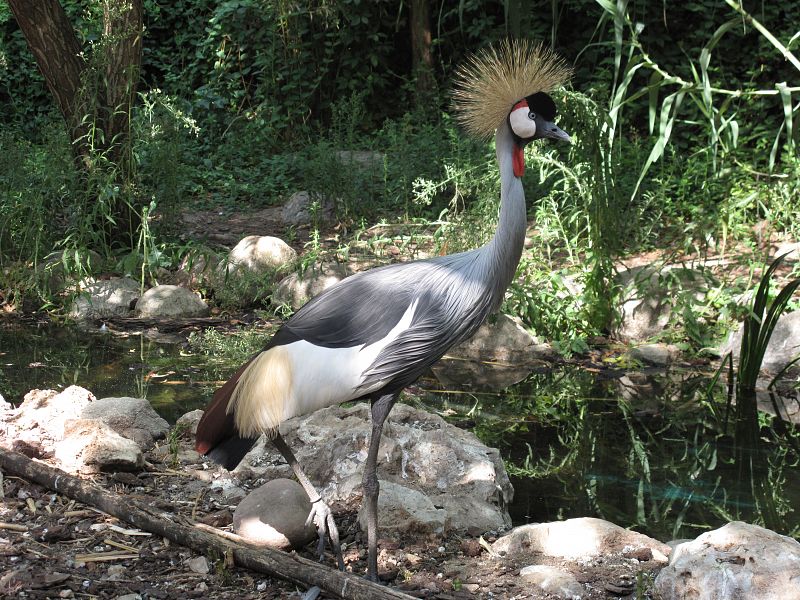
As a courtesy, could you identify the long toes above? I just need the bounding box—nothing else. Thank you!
[325,512,344,571]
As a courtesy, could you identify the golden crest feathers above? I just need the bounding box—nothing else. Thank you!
[452,39,572,139]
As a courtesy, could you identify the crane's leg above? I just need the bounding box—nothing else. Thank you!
[363,392,399,582]
[271,432,344,571]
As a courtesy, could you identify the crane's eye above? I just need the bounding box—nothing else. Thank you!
[528,112,537,121]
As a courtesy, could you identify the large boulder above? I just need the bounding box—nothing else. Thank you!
[720,310,800,376]
[229,403,513,536]
[615,265,711,342]
[69,277,140,320]
[282,191,334,227]
[654,521,800,600]
[225,235,298,275]
[271,262,349,310]
[5,386,96,450]
[433,314,554,391]
[135,284,209,318]
[357,481,446,536]
[492,517,671,562]
[444,313,553,364]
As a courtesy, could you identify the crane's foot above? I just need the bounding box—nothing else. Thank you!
[305,498,345,571]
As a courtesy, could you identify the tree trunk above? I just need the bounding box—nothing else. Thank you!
[99,0,144,179]
[6,0,88,159]
[8,0,143,169]
[410,0,434,98]
[8,0,145,245]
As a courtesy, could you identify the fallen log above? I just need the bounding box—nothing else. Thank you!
[0,447,414,600]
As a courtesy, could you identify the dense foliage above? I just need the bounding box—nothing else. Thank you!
[0,0,798,343]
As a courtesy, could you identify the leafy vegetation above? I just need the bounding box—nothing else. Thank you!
[0,0,798,349]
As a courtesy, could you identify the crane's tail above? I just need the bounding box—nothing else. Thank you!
[195,355,259,470]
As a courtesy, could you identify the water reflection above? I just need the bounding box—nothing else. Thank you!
[422,358,800,541]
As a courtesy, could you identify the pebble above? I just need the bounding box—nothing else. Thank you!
[186,556,210,574]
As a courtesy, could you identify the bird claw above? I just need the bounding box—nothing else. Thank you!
[306,499,344,571]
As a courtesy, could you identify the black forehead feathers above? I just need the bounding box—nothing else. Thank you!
[525,92,557,120]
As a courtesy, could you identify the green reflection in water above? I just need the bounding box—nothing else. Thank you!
[416,361,800,542]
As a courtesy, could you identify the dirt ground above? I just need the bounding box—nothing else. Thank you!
[0,434,664,599]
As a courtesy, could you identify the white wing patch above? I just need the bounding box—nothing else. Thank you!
[282,299,418,420]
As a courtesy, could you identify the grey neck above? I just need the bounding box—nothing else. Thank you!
[482,121,527,308]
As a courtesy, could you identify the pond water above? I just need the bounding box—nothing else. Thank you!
[2,318,798,543]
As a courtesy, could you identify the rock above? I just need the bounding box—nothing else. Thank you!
[69,277,140,320]
[233,479,316,550]
[176,409,204,437]
[226,235,297,274]
[185,556,210,575]
[177,252,220,288]
[81,397,170,450]
[627,342,681,366]
[282,191,334,227]
[135,284,209,318]
[38,249,103,291]
[433,314,553,391]
[55,418,144,473]
[233,403,513,534]
[445,314,553,364]
[720,310,800,376]
[655,522,800,600]
[7,386,95,445]
[492,518,671,561]
[615,265,711,342]
[105,565,127,581]
[271,262,349,310]
[519,565,584,599]
[357,481,446,535]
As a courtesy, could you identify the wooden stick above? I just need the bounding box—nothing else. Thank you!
[0,447,414,600]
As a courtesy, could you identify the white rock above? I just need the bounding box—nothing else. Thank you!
[357,481,446,535]
[226,235,297,274]
[627,342,681,366]
[492,518,671,561]
[9,386,95,441]
[134,284,209,318]
[176,409,204,437]
[271,262,349,310]
[55,418,144,474]
[233,479,316,550]
[519,565,584,599]
[654,521,800,600]
[234,403,513,534]
[445,314,552,364]
[69,277,140,320]
[186,555,209,575]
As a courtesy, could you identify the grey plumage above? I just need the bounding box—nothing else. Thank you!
[195,40,571,583]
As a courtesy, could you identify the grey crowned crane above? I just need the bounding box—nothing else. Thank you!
[195,40,572,582]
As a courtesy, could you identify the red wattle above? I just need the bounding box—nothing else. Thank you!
[513,145,525,177]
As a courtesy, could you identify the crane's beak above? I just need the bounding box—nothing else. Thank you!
[543,122,571,143]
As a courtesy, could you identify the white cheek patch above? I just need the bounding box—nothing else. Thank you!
[509,106,537,139]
